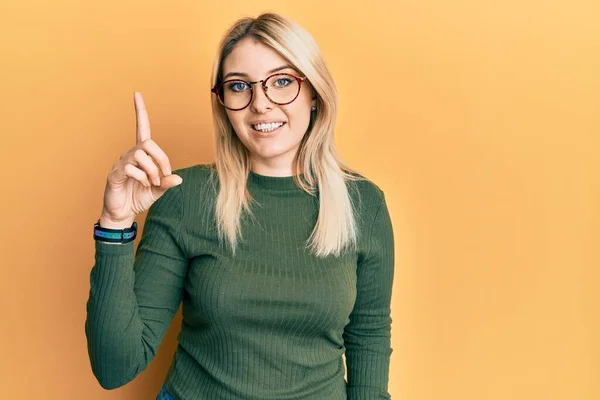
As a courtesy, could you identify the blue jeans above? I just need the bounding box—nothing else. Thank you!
[156,385,175,400]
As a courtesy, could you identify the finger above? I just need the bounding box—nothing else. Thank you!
[140,139,172,176]
[110,163,151,187]
[132,148,161,186]
[134,92,151,145]
[123,163,152,187]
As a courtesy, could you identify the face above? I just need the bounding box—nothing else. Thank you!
[221,37,316,176]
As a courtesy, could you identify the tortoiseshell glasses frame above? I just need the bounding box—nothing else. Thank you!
[211,73,307,111]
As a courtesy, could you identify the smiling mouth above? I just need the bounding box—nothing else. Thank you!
[251,122,286,133]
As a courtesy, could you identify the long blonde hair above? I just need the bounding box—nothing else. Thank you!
[209,12,366,258]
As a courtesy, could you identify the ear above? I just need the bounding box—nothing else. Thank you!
[311,96,317,108]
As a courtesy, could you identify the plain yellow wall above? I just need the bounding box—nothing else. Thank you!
[1,0,598,399]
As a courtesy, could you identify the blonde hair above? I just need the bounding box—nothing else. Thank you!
[209,12,366,258]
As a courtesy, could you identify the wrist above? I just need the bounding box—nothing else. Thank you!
[98,215,136,230]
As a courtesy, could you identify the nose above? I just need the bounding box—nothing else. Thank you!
[249,83,273,113]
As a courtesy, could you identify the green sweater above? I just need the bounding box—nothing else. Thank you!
[85,164,395,399]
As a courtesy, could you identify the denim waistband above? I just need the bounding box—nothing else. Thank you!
[156,385,175,400]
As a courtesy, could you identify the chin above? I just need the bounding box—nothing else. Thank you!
[252,146,292,159]
[251,141,300,158]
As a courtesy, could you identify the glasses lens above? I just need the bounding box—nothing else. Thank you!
[217,74,301,109]
[219,80,252,110]
[265,74,300,104]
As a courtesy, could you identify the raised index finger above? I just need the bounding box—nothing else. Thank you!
[134,92,151,144]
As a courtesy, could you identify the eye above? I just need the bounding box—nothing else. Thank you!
[273,77,293,87]
[227,81,249,92]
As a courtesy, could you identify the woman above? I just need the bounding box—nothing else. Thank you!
[85,12,395,400]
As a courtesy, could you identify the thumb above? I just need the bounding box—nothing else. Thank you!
[154,174,183,194]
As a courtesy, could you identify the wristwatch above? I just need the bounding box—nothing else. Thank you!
[93,219,138,243]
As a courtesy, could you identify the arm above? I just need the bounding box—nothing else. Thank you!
[343,190,395,399]
[84,180,188,389]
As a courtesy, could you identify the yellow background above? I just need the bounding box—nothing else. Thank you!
[0,0,598,399]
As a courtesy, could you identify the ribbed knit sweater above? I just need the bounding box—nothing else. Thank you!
[85,163,395,400]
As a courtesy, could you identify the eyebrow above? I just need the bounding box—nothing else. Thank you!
[222,65,296,80]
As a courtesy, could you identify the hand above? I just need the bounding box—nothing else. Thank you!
[99,92,183,228]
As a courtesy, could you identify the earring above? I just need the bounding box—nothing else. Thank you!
[311,105,317,111]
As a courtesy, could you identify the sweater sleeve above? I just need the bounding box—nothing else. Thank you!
[343,190,395,399]
[85,180,188,390]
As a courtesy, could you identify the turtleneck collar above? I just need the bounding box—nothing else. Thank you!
[247,170,306,192]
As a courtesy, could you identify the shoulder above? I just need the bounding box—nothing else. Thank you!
[173,162,218,190]
[173,162,216,181]
[344,169,387,226]
[345,169,385,206]
[170,163,219,210]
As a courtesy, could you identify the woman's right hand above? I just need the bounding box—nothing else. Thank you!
[99,92,183,228]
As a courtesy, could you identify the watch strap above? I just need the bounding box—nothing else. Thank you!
[94,219,137,243]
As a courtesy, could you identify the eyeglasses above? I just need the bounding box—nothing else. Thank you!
[211,73,307,111]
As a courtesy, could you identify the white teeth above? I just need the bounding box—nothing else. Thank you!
[252,122,284,132]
